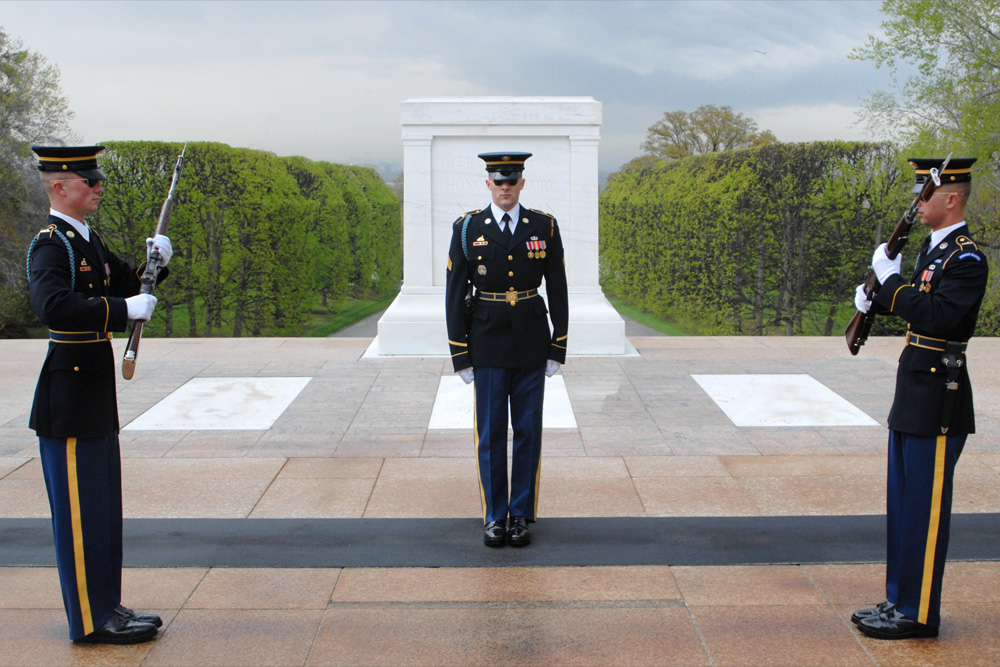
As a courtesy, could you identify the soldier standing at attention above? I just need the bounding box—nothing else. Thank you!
[445,152,569,548]
[27,146,172,644]
[852,157,988,639]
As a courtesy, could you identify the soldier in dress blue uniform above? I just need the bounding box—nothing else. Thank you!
[445,152,569,548]
[851,157,988,639]
[27,145,172,644]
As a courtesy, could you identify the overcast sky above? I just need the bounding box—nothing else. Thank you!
[3,0,904,174]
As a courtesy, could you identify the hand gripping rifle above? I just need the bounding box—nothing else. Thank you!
[121,145,186,379]
[844,153,951,355]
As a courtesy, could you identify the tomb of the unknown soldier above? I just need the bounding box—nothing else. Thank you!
[1,97,998,665]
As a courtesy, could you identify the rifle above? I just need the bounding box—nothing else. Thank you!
[121,145,186,379]
[844,153,951,355]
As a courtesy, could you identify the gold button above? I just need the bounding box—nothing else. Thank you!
[73,366,80,372]
[508,271,514,277]
[88,284,93,289]
[931,368,937,373]
[477,256,482,261]
[508,255,513,261]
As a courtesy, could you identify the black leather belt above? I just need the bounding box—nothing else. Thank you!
[905,332,966,353]
[478,289,538,306]
[49,330,111,343]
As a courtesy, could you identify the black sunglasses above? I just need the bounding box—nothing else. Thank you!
[492,177,520,187]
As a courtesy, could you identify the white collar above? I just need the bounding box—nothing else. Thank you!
[929,221,966,249]
[490,203,521,231]
[49,209,90,242]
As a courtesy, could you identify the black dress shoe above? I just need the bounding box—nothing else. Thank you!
[507,516,530,547]
[484,519,507,547]
[116,604,163,628]
[851,600,894,625]
[857,607,938,640]
[73,613,158,645]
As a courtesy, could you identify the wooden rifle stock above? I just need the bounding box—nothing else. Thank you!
[122,145,185,379]
[844,153,951,355]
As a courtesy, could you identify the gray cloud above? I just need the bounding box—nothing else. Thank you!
[3,0,903,171]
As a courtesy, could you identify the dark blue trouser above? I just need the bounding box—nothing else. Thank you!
[885,429,965,627]
[39,435,123,640]
[473,366,545,524]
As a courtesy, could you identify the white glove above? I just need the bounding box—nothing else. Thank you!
[545,360,561,377]
[871,243,901,284]
[854,284,872,314]
[146,234,173,267]
[126,293,157,322]
[458,367,475,384]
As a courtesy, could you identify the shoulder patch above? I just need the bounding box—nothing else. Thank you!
[957,251,983,262]
[35,224,57,240]
[453,209,482,226]
[956,235,979,251]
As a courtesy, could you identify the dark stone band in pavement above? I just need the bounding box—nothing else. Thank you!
[3,514,999,568]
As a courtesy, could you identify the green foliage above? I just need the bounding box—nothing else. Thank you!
[90,141,401,338]
[600,142,908,336]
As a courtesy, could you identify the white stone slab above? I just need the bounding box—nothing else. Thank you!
[124,377,312,431]
[691,374,879,427]
[429,374,577,430]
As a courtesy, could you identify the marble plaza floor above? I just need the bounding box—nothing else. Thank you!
[1,331,999,666]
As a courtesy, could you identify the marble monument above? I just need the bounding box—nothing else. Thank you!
[371,96,629,357]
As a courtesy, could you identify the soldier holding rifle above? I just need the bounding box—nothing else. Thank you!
[26,145,172,644]
[851,157,988,640]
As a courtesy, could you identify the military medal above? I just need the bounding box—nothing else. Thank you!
[526,239,546,259]
[473,235,488,247]
[920,264,936,292]
[79,258,92,272]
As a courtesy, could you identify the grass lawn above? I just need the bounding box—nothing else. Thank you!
[301,294,397,337]
[606,296,692,335]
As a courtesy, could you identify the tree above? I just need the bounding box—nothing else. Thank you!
[853,0,1000,151]
[641,104,778,160]
[88,141,401,338]
[0,28,76,336]
[600,142,904,336]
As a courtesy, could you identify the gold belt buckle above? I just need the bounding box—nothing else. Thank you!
[506,288,518,306]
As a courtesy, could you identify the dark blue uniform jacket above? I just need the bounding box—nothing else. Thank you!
[28,215,167,438]
[445,205,569,372]
[873,226,988,436]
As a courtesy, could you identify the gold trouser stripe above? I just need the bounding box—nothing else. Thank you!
[532,433,543,519]
[918,435,948,624]
[473,382,488,522]
[66,438,94,635]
